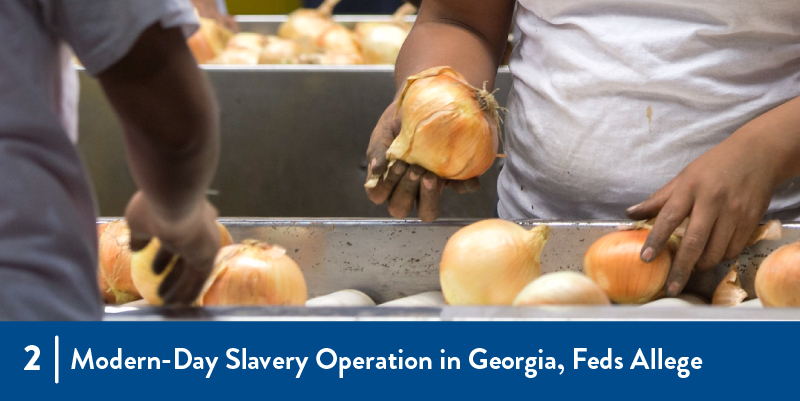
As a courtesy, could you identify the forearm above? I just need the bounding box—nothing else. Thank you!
[99,25,220,223]
[394,0,515,91]
[730,95,800,188]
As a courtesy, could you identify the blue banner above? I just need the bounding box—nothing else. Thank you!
[1,322,795,399]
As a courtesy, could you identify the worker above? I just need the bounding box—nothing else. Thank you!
[0,0,221,320]
[365,1,800,296]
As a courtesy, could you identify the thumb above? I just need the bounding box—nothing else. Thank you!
[366,102,402,181]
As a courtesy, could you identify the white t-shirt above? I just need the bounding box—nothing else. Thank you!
[498,0,800,220]
[0,0,196,320]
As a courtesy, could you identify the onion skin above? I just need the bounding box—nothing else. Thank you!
[583,229,671,304]
[755,242,800,307]
[259,36,301,64]
[277,0,341,53]
[187,18,232,63]
[711,264,748,306]
[98,220,140,304]
[362,24,409,65]
[316,24,361,55]
[202,241,307,306]
[130,222,233,306]
[96,222,115,303]
[386,67,500,181]
[513,271,610,306]
[440,220,550,305]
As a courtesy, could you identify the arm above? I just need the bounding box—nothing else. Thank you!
[366,0,515,221]
[629,96,800,296]
[98,23,221,305]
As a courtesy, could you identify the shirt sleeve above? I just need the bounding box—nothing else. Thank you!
[39,0,200,76]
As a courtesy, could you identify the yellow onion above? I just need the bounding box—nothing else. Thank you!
[96,222,115,303]
[225,33,265,52]
[130,222,233,306]
[316,24,361,56]
[368,67,501,187]
[379,291,445,307]
[747,220,782,246]
[358,3,415,65]
[202,240,307,306]
[211,49,260,65]
[306,290,375,307]
[583,229,674,304]
[259,36,301,64]
[711,263,748,306]
[512,271,610,306]
[278,0,341,53]
[187,17,233,64]
[755,242,800,307]
[440,220,550,305]
[97,220,140,304]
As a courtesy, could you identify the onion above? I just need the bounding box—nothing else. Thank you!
[440,220,550,305]
[130,222,233,306]
[366,67,501,187]
[358,3,416,65]
[211,49,261,65]
[583,229,674,304]
[278,0,342,53]
[96,222,115,303]
[747,220,783,246]
[202,240,307,306]
[306,290,375,307]
[640,294,707,308]
[379,291,446,307]
[512,271,610,306]
[755,242,800,307]
[711,263,748,306]
[316,24,361,56]
[259,36,301,64]
[97,220,140,304]
[187,17,232,64]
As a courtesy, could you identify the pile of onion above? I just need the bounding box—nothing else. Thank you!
[259,36,301,64]
[366,67,501,188]
[440,219,550,305]
[513,271,610,306]
[278,0,342,53]
[130,222,234,306]
[583,229,675,304]
[755,242,800,307]
[356,3,416,65]
[210,33,264,65]
[97,220,140,304]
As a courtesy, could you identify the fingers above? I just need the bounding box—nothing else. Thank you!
[641,192,693,263]
[418,172,444,222]
[388,165,425,218]
[664,205,716,296]
[446,178,480,194]
[695,215,736,271]
[367,161,408,204]
[626,180,678,220]
[158,257,206,306]
[152,246,176,275]
[365,102,401,181]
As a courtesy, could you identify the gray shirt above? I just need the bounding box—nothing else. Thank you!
[0,0,196,320]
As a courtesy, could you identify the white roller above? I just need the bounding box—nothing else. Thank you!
[640,294,707,308]
[733,298,763,308]
[305,290,375,307]
[378,291,446,307]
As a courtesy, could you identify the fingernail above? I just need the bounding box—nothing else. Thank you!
[423,177,435,189]
[627,203,641,213]
[410,171,421,181]
[393,163,405,174]
[641,247,655,262]
[666,282,681,297]
[370,158,378,168]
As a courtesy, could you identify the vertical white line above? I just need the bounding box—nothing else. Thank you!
[55,336,59,384]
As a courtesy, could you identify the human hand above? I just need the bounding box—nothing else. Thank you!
[125,192,221,306]
[626,135,778,296]
[365,101,480,222]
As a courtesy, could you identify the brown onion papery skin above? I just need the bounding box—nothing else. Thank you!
[583,230,671,304]
[96,222,115,303]
[98,220,141,304]
[440,220,549,305]
[513,271,610,306]
[388,67,499,181]
[278,10,335,52]
[755,242,800,307]
[203,242,307,306]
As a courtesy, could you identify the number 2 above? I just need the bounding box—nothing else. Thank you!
[24,345,40,371]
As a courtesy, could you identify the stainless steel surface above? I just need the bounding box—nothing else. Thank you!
[99,218,796,304]
[78,66,511,218]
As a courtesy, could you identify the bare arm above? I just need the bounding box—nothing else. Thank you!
[365,0,515,221]
[98,24,219,225]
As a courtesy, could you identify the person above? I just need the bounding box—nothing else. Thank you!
[365,0,800,296]
[0,0,221,320]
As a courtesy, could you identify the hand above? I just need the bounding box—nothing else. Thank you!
[125,192,221,306]
[627,135,779,296]
[365,101,480,222]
